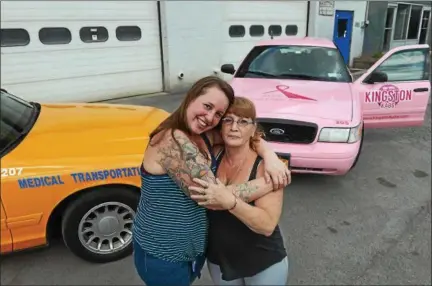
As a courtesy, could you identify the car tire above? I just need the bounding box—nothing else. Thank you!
[349,124,365,170]
[61,186,140,263]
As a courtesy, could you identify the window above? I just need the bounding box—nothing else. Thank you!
[419,10,430,44]
[229,25,245,38]
[39,27,71,45]
[250,25,264,37]
[235,45,351,83]
[336,19,348,38]
[116,26,142,41]
[394,4,410,40]
[374,49,429,81]
[0,90,37,154]
[80,26,108,43]
[393,3,424,41]
[1,28,30,47]
[285,25,298,36]
[268,25,282,37]
[407,5,422,39]
[383,7,396,51]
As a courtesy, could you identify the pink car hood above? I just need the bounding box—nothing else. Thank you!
[230,78,354,121]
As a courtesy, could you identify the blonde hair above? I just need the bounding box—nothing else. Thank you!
[225,97,265,151]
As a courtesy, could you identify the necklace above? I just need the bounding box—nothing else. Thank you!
[221,155,248,185]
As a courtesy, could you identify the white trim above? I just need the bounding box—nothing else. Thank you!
[404,4,412,40]
[416,8,426,40]
[390,6,397,43]
[158,1,170,92]
[395,2,423,7]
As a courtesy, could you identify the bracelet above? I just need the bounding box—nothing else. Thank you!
[228,195,237,211]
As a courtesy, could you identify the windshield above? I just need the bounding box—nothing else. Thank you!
[235,45,352,82]
[0,90,37,154]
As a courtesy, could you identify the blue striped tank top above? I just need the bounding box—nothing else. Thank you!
[132,134,217,262]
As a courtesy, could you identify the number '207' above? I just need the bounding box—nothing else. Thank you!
[1,168,23,177]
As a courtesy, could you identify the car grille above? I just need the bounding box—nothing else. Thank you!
[257,118,318,144]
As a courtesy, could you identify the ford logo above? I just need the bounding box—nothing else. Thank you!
[269,128,285,135]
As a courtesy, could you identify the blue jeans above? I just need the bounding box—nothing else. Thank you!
[207,256,289,285]
[133,241,206,286]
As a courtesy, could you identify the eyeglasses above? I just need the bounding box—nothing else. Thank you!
[221,117,255,127]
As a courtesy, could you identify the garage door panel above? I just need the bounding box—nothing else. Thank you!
[4,70,163,103]
[225,1,308,21]
[2,47,161,84]
[222,42,256,66]
[1,1,158,22]
[1,1,163,102]
[222,22,307,41]
[221,1,308,81]
[0,21,161,53]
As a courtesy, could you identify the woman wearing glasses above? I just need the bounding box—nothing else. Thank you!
[190,97,289,285]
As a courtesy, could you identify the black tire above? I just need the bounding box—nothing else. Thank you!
[350,124,365,171]
[61,186,140,263]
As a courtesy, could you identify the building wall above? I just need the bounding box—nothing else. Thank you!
[362,1,432,57]
[308,1,368,66]
[362,1,389,56]
[160,1,225,93]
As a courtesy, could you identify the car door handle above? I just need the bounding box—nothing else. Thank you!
[413,88,429,92]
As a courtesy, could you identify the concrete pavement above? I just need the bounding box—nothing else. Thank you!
[1,93,431,285]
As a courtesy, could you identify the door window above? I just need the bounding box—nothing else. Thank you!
[337,19,348,38]
[374,49,429,82]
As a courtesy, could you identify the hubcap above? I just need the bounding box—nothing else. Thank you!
[78,202,135,255]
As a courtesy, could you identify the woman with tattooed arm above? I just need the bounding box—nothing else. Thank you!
[190,97,288,285]
[132,76,291,286]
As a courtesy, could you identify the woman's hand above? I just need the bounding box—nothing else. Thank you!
[263,154,291,189]
[189,178,236,210]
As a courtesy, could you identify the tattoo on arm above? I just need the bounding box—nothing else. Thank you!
[231,182,259,202]
[157,130,217,196]
[227,178,273,203]
[157,130,271,200]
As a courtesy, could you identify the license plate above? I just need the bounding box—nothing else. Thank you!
[279,157,289,166]
[277,153,291,169]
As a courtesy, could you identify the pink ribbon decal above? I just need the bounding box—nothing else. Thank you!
[265,85,317,101]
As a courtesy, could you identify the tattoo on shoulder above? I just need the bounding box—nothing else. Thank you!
[157,131,216,196]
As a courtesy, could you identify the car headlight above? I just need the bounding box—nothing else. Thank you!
[318,123,362,143]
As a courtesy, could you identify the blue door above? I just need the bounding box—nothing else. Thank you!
[333,10,353,64]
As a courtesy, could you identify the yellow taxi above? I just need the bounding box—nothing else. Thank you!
[0,88,169,263]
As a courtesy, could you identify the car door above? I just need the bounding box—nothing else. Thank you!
[1,199,13,253]
[354,44,430,128]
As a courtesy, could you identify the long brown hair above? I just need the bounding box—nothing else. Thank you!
[150,76,235,157]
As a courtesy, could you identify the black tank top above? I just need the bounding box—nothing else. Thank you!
[206,149,287,281]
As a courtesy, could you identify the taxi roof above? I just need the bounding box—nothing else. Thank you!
[255,37,337,49]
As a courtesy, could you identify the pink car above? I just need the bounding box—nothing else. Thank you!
[220,37,430,175]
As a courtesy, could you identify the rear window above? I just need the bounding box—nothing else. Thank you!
[0,90,34,153]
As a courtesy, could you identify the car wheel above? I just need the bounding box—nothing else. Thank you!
[61,186,140,263]
[350,124,365,170]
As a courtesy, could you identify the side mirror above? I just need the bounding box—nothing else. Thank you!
[221,64,235,75]
[364,71,388,84]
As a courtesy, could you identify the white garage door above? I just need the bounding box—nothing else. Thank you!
[221,1,309,80]
[0,1,163,103]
